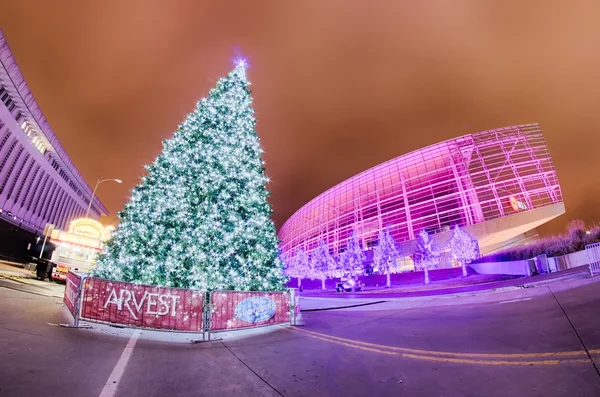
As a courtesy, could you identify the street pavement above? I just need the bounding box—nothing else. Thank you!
[0,276,599,396]
[300,266,590,299]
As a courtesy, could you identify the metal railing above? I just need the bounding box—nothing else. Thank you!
[585,243,600,276]
[63,272,299,341]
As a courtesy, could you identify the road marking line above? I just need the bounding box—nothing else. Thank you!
[99,330,141,397]
[0,273,27,284]
[293,328,592,360]
[299,331,590,366]
[499,298,532,304]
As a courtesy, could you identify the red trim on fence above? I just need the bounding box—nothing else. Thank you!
[64,271,83,317]
[80,277,204,332]
[210,290,291,331]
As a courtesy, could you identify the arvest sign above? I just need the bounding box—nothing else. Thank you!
[80,277,204,331]
[210,290,291,331]
[234,296,277,323]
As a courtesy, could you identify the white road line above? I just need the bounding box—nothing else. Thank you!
[99,329,141,397]
[499,297,532,304]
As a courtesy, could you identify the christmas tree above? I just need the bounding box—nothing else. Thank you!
[94,61,287,291]
[373,228,401,287]
[339,231,366,277]
[413,229,440,284]
[447,225,479,277]
[310,239,337,290]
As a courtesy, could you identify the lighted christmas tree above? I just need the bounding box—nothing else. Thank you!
[413,229,440,285]
[447,225,479,277]
[283,248,310,288]
[373,228,401,287]
[94,61,287,291]
[310,239,337,290]
[339,231,366,277]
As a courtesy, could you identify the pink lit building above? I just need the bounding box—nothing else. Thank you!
[0,30,107,238]
[278,124,564,263]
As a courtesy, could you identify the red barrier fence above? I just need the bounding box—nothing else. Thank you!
[80,277,204,332]
[63,271,299,336]
[210,290,292,331]
[64,271,83,318]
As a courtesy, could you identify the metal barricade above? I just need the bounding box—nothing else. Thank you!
[62,271,88,328]
[63,273,299,338]
[586,243,600,276]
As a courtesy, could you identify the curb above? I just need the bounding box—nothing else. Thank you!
[520,273,589,288]
[298,271,593,310]
[301,300,387,312]
[300,271,590,302]
[0,280,63,299]
[0,273,28,284]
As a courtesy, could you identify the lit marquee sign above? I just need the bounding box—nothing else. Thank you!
[55,218,116,246]
[100,225,116,242]
[68,218,104,239]
[509,196,528,211]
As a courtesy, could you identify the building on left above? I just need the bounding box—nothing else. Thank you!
[0,29,108,261]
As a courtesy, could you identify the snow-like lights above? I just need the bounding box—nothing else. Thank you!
[93,62,286,292]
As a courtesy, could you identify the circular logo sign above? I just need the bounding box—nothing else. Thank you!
[235,296,277,324]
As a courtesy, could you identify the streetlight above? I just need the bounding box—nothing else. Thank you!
[85,177,122,218]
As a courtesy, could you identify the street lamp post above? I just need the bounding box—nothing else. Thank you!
[85,177,122,218]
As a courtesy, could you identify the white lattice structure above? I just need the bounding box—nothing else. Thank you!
[279,124,564,258]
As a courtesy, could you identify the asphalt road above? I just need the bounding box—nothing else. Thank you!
[1,276,599,396]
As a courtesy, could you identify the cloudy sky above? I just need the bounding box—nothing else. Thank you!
[1,0,599,234]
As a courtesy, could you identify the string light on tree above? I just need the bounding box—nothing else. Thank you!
[310,239,337,290]
[447,225,479,277]
[339,231,366,277]
[413,229,441,285]
[94,62,287,291]
[281,248,310,288]
[373,228,401,288]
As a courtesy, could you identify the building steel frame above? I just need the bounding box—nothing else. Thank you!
[279,124,563,257]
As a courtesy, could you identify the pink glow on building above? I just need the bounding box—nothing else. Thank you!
[278,124,563,256]
[0,29,107,233]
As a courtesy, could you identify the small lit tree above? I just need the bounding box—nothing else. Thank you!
[373,228,401,287]
[310,239,337,290]
[413,229,441,285]
[447,225,479,277]
[339,231,366,277]
[279,250,296,287]
[284,248,310,288]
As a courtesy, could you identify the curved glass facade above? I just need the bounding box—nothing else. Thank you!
[279,124,563,256]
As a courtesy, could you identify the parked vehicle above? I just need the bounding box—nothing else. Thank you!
[336,275,363,292]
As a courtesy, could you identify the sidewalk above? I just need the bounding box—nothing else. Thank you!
[0,260,36,279]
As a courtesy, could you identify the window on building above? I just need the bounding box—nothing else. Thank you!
[38,181,57,217]
[19,164,40,206]
[6,153,30,200]
[40,184,55,220]
[0,146,24,195]
[31,174,50,213]
[27,171,47,211]
[0,140,18,173]
[0,131,11,151]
